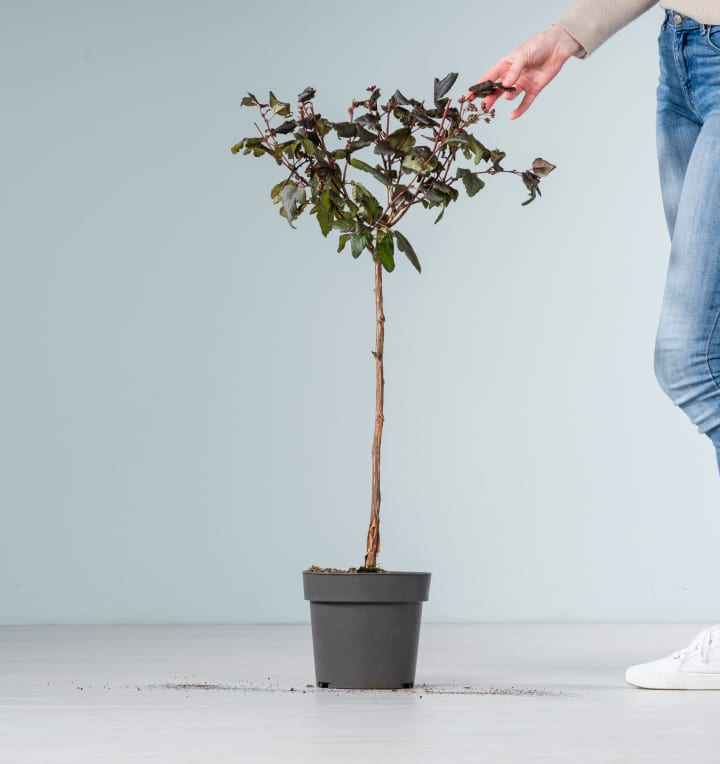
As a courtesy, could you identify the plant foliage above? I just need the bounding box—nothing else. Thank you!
[231,75,555,274]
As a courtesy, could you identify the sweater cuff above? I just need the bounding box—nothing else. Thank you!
[555,7,608,57]
[555,0,658,58]
[552,21,589,58]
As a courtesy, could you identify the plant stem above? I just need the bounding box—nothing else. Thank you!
[429,98,452,157]
[365,256,384,569]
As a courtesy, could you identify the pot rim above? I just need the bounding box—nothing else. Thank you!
[303,570,431,575]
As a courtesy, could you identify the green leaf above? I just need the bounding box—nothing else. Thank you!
[387,127,415,151]
[355,113,381,131]
[431,179,458,200]
[390,184,413,206]
[446,132,489,165]
[522,171,540,191]
[316,118,333,136]
[490,149,506,168]
[469,136,491,164]
[278,183,307,227]
[347,133,375,153]
[521,171,541,205]
[422,188,447,204]
[350,232,369,259]
[393,106,412,125]
[457,168,485,197]
[230,141,244,155]
[337,233,352,253]
[434,72,459,105]
[315,193,333,237]
[269,91,292,118]
[375,229,395,273]
[532,157,556,177]
[320,189,333,211]
[401,146,439,175]
[352,182,383,223]
[350,158,391,187]
[333,121,358,138]
[316,209,332,235]
[270,179,288,203]
[401,154,426,173]
[394,231,421,274]
[357,126,377,142]
[241,92,264,107]
[277,139,297,158]
[332,217,356,233]
[242,137,271,157]
[373,140,395,157]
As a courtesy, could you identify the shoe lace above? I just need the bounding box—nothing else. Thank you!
[672,624,720,662]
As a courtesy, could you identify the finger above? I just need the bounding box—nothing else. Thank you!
[504,88,521,101]
[501,56,527,88]
[478,60,510,85]
[464,60,510,100]
[509,90,537,120]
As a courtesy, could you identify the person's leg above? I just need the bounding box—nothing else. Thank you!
[653,18,720,471]
[626,13,720,692]
[654,113,720,467]
[655,86,700,239]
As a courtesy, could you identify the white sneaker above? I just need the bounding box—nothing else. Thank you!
[625,624,720,689]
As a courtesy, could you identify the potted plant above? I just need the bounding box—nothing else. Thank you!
[231,73,554,689]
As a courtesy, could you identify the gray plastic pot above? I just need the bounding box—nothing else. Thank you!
[303,570,431,689]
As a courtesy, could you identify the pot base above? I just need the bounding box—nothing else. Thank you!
[303,571,431,690]
[310,601,423,689]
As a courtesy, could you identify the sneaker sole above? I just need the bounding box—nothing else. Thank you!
[625,668,720,690]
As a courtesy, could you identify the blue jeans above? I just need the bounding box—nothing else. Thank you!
[655,10,720,472]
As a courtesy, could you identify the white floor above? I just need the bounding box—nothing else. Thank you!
[2,623,720,763]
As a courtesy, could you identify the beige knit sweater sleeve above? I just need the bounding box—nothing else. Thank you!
[556,0,658,57]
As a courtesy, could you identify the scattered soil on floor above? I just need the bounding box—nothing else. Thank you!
[416,684,567,697]
[153,683,241,691]
[151,682,279,693]
[150,681,571,697]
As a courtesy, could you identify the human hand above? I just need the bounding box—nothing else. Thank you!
[465,24,583,119]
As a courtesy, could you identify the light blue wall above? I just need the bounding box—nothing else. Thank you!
[2,0,718,624]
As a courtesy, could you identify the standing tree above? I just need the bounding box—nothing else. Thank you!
[232,74,555,571]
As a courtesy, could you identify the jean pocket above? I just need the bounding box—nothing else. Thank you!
[707,26,720,53]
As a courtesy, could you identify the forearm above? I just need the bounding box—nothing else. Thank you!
[556,0,659,57]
